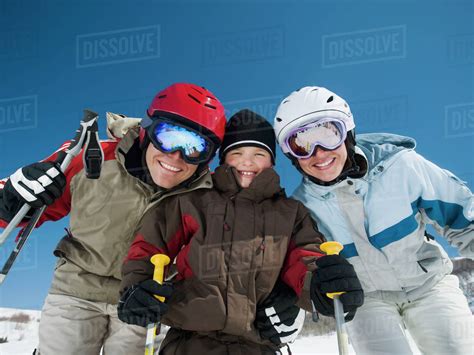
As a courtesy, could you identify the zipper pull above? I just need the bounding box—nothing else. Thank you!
[256,238,265,255]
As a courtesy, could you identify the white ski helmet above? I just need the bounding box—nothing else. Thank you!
[274,86,355,154]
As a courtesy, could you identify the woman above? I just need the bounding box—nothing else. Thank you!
[273,86,473,355]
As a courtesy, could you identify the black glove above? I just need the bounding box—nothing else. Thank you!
[118,279,173,327]
[1,162,66,214]
[256,281,305,346]
[310,255,364,322]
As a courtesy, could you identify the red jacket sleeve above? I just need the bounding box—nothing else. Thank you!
[281,202,325,299]
[0,139,118,229]
[121,197,200,292]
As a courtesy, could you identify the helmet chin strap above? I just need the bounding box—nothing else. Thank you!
[291,131,366,187]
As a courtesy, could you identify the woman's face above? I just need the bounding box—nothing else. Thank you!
[297,143,348,182]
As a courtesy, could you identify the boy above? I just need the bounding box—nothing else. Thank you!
[118,109,363,354]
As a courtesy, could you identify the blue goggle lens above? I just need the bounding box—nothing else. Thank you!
[151,121,213,164]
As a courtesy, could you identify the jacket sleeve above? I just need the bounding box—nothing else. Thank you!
[281,201,325,310]
[121,196,199,293]
[0,140,118,230]
[0,142,73,229]
[411,152,473,258]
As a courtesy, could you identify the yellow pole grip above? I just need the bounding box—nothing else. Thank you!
[150,254,171,302]
[320,241,344,299]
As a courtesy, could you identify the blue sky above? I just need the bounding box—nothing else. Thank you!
[0,0,472,309]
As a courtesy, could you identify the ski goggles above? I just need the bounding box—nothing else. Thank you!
[147,119,216,164]
[284,118,347,159]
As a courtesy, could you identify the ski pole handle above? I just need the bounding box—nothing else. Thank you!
[151,254,171,300]
[144,254,170,355]
[320,242,345,299]
[320,241,349,355]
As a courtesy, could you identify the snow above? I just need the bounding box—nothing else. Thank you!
[0,308,41,355]
[0,307,424,355]
[288,331,422,355]
[288,334,356,354]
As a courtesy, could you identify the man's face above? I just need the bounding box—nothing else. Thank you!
[297,143,348,182]
[145,144,198,188]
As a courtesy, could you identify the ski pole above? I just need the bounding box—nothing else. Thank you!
[320,241,349,355]
[0,110,101,285]
[145,254,170,355]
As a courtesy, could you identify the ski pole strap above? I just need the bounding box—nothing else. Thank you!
[83,119,103,179]
[0,109,99,248]
[57,109,103,179]
[60,109,99,170]
[0,110,100,284]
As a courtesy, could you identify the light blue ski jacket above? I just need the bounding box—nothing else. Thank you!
[293,133,473,302]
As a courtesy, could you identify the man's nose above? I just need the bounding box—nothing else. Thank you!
[168,150,184,160]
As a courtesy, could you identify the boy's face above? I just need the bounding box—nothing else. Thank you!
[145,144,198,188]
[297,143,348,182]
[224,146,273,188]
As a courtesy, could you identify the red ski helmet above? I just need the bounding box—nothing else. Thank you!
[140,83,226,150]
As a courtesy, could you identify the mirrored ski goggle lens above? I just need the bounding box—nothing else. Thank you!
[152,122,212,162]
[287,121,345,157]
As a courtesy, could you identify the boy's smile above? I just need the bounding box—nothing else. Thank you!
[224,146,273,188]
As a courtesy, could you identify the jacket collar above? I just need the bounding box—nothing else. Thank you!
[115,127,141,168]
[213,165,284,202]
[150,169,213,202]
[143,170,213,214]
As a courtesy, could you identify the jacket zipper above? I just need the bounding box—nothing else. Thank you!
[256,238,266,255]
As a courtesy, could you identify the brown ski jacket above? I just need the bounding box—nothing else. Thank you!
[121,165,325,348]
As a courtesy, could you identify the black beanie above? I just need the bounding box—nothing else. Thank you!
[219,109,276,164]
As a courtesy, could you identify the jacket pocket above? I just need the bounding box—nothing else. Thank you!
[255,235,288,295]
[204,202,227,246]
[164,277,226,331]
[176,243,193,280]
[417,260,428,273]
[54,257,67,271]
[417,256,443,274]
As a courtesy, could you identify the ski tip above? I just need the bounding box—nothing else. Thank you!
[0,273,6,285]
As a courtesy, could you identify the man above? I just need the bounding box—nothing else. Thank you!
[0,83,226,354]
[272,86,473,354]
